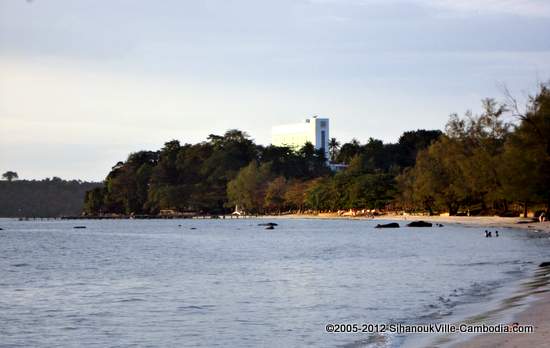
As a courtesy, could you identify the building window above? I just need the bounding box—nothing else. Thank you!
[321,130,326,152]
[320,121,327,128]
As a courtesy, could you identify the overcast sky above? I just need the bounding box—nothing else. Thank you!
[1,0,549,181]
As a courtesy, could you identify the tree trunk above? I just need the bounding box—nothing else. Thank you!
[448,204,458,216]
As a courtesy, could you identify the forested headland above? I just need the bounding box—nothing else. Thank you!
[0,178,101,217]
[84,84,550,217]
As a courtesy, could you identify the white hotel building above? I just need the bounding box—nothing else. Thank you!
[271,116,329,160]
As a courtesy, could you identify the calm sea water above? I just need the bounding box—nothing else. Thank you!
[1,218,549,347]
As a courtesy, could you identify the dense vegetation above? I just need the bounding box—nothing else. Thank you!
[82,128,440,215]
[397,85,550,216]
[0,178,101,217]
[84,83,550,217]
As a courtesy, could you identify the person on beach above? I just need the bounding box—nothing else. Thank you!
[540,212,546,223]
[495,231,499,237]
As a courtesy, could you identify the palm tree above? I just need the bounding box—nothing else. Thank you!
[328,138,340,162]
[2,171,18,182]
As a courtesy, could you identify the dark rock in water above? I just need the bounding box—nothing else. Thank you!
[265,225,275,230]
[436,223,444,227]
[73,226,87,229]
[375,223,400,228]
[407,221,433,227]
[539,262,550,268]
[190,227,197,230]
[517,219,538,224]
[0,227,3,230]
[258,222,278,227]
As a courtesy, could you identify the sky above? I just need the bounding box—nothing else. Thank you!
[1,0,549,181]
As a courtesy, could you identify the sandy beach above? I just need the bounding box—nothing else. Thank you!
[273,213,550,233]
[452,290,550,348]
[375,215,550,233]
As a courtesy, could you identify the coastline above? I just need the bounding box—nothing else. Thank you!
[452,285,550,348]
[266,213,550,233]
[265,213,550,347]
[8,214,550,347]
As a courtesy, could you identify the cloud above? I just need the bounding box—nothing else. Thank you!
[425,0,550,18]
[307,0,550,18]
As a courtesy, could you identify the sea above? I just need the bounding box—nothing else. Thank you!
[1,218,549,347]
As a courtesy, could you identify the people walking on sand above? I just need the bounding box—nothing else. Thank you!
[540,212,546,223]
[485,230,492,238]
[495,231,499,237]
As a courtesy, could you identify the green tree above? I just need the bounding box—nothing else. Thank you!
[336,138,361,163]
[227,161,273,213]
[502,83,550,215]
[284,180,308,212]
[347,173,395,210]
[84,187,105,215]
[408,140,466,215]
[328,137,340,162]
[264,176,287,213]
[305,178,333,211]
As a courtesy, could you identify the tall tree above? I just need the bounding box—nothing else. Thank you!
[264,176,288,213]
[2,171,18,182]
[226,161,273,213]
[328,137,340,162]
[502,83,550,214]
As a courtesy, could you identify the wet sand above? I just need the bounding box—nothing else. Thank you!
[453,290,550,348]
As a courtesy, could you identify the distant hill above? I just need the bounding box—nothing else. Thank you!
[0,178,102,217]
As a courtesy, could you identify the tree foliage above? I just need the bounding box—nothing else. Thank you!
[84,127,440,215]
[2,171,18,182]
[398,84,550,216]
[84,83,550,217]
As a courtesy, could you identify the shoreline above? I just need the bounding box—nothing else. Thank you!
[264,213,550,233]
[451,280,550,348]
[266,213,550,347]
[8,214,550,346]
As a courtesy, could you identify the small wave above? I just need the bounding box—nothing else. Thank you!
[11,263,30,267]
[503,269,524,276]
[419,280,505,322]
[115,298,145,303]
[177,305,215,312]
[444,260,532,267]
[62,327,79,331]
[339,332,389,348]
